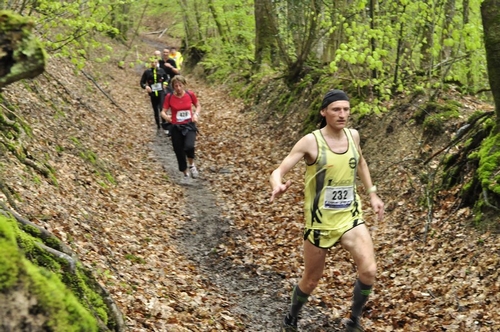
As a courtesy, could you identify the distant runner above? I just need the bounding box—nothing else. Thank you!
[161,75,201,182]
[140,57,168,134]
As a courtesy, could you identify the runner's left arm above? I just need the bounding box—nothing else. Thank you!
[351,129,384,220]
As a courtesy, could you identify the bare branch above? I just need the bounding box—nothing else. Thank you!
[81,70,127,113]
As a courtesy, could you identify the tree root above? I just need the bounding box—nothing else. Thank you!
[0,200,74,254]
[0,179,18,210]
[35,242,76,272]
[0,201,127,331]
[482,189,500,210]
[423,111,494,164]
[0,102,57,185]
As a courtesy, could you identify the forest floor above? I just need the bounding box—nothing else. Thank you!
[3,33,500,332]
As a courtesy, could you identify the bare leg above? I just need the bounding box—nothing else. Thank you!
[341,224,377,325]
[286,240,328,320]
[298,240,328,295]
[340,224,377,285]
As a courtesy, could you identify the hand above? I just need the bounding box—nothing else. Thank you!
[370,194,384,221]
[270,180,292,203]
[193,113,199,123]
[145,86,151,93]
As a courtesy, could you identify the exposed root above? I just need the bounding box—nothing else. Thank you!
[0,201,127,331]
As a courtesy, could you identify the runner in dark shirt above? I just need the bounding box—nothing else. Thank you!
[140,58,168,133]
[159,48,180,93]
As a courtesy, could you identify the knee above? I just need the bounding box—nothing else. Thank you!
[301,275,321,293]
[358,262,377,283]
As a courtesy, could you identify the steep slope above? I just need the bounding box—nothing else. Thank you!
[1,32,499,332]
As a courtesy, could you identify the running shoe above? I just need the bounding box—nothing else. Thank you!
[181,173,190,184]
[189,165,199,178]
[280,313,298,332]
[344,318,365,332]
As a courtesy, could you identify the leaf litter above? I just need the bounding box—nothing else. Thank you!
[2,35,499,332]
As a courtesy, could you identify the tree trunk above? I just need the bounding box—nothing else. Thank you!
[440,0,456,70]
[462,0,472,89]
[177,0,198,48]
[208,0,226,44]
[369,0,377,80]
[0,11,45,88]
[253,0,278,72]
[481,0,500,130]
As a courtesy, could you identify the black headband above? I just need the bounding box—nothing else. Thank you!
[320,89,349,110]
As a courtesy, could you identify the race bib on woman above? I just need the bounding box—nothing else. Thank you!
[176,110,192,122]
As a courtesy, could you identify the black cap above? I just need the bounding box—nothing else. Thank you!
[320,89,349,110]
[319,90,349,128]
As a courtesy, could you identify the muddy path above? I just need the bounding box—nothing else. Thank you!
[142,34,347,331]
[150,102,344,332]
[151,135,287,331]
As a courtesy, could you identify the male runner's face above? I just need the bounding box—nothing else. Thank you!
[322,100,350,129]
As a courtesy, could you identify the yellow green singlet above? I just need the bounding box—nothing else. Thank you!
[304,128,363,230]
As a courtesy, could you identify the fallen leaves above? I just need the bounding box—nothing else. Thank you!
[2,33,500,332]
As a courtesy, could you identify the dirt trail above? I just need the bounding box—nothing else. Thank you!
[148,76,345,331]
[141,36,289,331]
[150,91,287,331]
[148,84,282,330]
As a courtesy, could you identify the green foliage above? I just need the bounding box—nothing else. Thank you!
[165,0,489,131]
[147,0,184,39]
[327,0,485,104]
[353,101,387,117]
[124,254,146,264]
[2,0,142,69]
[167,0,254,78]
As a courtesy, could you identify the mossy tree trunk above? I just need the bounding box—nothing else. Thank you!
[439,1,500,227]
[253,0,279,72]
[455,0,500,226]
[0,10,46,88]
[481,0,500,131]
